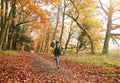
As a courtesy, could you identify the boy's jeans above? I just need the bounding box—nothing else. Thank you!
[55,55,59,67]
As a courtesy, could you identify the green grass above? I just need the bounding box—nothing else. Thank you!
[43,48,120,68]
[61,52,120,67]
[2,50,21,55]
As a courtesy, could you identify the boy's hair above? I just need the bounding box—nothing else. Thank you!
[56,40,60,44]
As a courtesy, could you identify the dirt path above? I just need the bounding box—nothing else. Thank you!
[30,54,73,82]
[0,52,74,83]
[31,54,64,73]
[0,52,120,83]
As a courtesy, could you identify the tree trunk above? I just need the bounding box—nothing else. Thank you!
[40,40,44,52]
[60,0,66,42]
[3,24,10,50]
[3,2,10,50]
[44,27,50,53]
[89,36,94,54]
[64,31,72,54]
[9,0,16,49]
[21,42,25,51]
[76,38,80,54]
[36,39,41,52]
[44,34,49,53]
[102,14,112,54]
[0,0,5,50]
[53,8,60,38]
[9,29,16,49]
[0,27,7,50]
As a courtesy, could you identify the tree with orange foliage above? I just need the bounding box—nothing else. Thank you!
[0,0,50,50]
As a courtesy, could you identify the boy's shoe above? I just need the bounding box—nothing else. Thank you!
[57,66,60,69]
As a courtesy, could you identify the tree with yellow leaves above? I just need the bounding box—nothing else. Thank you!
[65,0,103,54]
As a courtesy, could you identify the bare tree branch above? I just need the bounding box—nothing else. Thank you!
[111,33,120,36]
[112,17,120,21]
[69,0,79,20]
[98,0,108,15]
[111,36,120,46]
[112,24,120,30]
[114,35,120,40]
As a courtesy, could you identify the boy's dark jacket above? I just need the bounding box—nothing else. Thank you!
[53,45,63,56]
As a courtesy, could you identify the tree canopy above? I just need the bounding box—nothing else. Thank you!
[0,0,120,54]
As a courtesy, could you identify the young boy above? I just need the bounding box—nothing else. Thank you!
[53,40,62,69]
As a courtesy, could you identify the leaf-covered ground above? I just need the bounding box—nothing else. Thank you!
[0,51,120,83]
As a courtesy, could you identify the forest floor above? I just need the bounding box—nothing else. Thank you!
[0,51,120,83]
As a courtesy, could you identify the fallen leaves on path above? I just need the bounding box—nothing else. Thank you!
[0,51,120,83]
[37,53,120,83]
[0,52,70,83]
